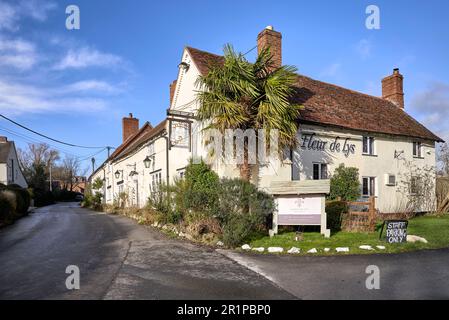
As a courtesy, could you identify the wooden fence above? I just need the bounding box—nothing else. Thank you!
[342,196,376,232]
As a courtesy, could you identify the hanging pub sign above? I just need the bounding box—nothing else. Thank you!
[300,133,356,157]
[379,220,408,243]
[169,120,191,149]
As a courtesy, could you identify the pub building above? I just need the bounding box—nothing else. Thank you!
[91,26,443,215]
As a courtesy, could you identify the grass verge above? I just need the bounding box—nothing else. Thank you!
[246,215,449,255]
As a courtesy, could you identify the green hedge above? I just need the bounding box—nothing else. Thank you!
[0,184,31,225]
[326,200,348,232]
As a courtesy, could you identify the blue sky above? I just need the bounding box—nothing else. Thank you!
[0,0,448,172]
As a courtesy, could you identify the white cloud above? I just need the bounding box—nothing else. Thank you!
[410,81,449,139]
[0,37,37,70]
[355,39,372,59]
[54,47,124,70]
[0,80,108,115]
[0,0,56,31]
[0,1,17,31]
[60,80,122,94]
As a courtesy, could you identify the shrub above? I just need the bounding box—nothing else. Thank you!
[329,164,361,201]
[218,178,275,246]
[33,189,55,207]
[0,192,15,223]
[179,160,219,215]
[326,200,348,231]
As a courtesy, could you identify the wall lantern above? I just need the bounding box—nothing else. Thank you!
[114,170,121,179]
[178,62,190,72]
[143,156,152,169]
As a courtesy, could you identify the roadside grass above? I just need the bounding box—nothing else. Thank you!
[246,215,449,255]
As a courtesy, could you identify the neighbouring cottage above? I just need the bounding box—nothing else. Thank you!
[90,26,442,214]
[0,136,28,188]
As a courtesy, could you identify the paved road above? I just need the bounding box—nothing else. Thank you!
[0,203,293,300]
[1,203,448,300]
[220,247,449,300]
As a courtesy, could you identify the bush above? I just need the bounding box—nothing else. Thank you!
[0,192,15,223]
[329,164,361,201]
[218,178,275,246]
[326,200,348,231]
[178,160,220,216]
[33,189,55,207]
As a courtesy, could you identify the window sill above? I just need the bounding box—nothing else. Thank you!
[413,156,424,159]
[362,153,378,157]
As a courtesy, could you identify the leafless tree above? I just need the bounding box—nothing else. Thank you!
[437,142,449,177]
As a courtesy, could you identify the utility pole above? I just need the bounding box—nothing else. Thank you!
[49,162,52,192]
[91,157,95,174]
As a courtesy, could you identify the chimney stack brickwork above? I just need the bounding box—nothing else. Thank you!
[169,80,177,106]
[257,26,282,70]
[122,113,139,142]
[0,136,7,143]
[382,68,404,109]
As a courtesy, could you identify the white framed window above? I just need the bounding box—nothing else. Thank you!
[362,177,376,197]
[312,163,328,180]
[150,171,162,192]
[413,142,422,158]
[410,176,421,195]
[363,136,375,155]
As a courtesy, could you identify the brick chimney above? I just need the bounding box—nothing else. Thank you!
[122,113,139,142]
[257,26,282,70]
[382,68,404,109]
[0,136,7,143]
[169,80,177,106]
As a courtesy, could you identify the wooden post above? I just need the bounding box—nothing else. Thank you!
[368,196,376,231]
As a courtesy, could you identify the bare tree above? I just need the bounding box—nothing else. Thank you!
[18,143,60,187]
[437,142,449,177]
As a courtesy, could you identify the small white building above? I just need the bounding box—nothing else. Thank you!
[91,26,443,214]
[0,136,28,188]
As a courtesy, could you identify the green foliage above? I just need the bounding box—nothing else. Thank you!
[326,200,348,232]
[0,185,31,225]
[92,177,104,190]
[195,44,303,180]
[176,160,220,216]
[329,164,361,201]
[218,178,275,246]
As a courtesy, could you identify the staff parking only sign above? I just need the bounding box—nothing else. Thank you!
[380,220,408,243]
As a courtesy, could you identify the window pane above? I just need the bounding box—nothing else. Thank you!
[362,178,368,195]
[370,177,375,196]
[321,164,328,179]
[369,137,374,155]
[313,164,319,180]
[363,137,368,153]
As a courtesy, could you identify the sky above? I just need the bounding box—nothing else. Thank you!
[0,0,448,173]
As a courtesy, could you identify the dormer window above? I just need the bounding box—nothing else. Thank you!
[362,136,375,155]
[413,142,422,158]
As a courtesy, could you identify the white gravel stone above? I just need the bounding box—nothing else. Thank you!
[376,245,386,250]
[287,247,300,254]
[252,247,265,252]
[241,244,251,250]
[216,241,224,246]
[307,248,318,254]
[359,245,374,250]
[324,248,330,252]
[407,235,428,243]
[336,247,349,252]
[268,247,284,253]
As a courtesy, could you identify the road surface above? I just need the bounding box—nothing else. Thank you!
[1,203,448,299]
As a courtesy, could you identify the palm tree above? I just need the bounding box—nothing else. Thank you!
[196,44,302,181]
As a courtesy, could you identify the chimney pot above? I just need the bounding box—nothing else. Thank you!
[122,114,139,142]
[257,26,282,70]
[0,136,7,143]
[382,69,404,109]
